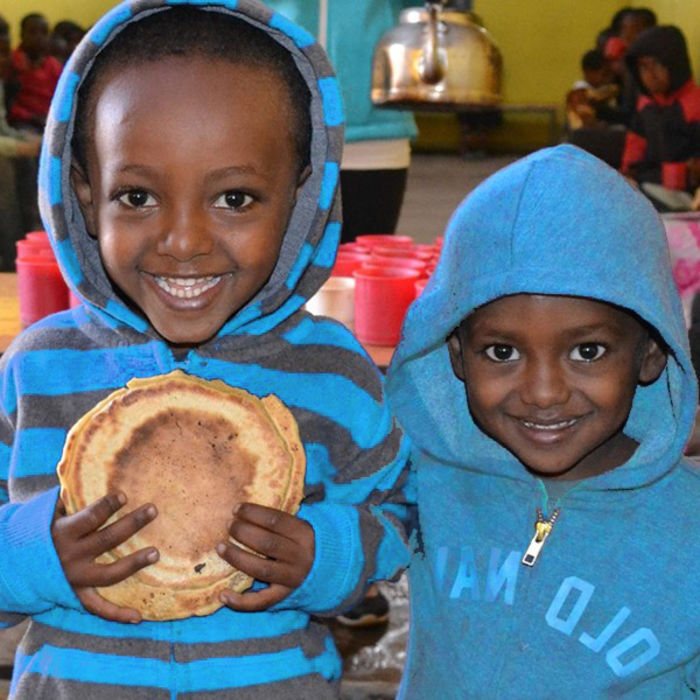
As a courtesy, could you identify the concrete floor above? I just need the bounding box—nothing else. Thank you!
[397,152,517,245]
[0,152,516,700]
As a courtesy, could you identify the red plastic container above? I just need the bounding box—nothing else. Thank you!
[353,267,420,345]
[16,256,70,327]
[16,239,55,259]
[415,278,428,297]
[662,162,688,191]
[355,234,414,249]
[332,252,370,277]
[368,254,427,273]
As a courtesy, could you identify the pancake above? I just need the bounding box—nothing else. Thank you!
[57,370,306,621]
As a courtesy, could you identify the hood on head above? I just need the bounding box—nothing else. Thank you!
[386,145,696,490]
[626,25,692,95]
[38,0,344,340]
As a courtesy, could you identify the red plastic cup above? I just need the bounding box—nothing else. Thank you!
[16,256,70,327]
[355,234,414,249]
[415,278,428,297]
[338,242,370,255]
[368,254,427,273]
[16,239,55,260]
[25,230,49,244]
[662,162,688,191]
[353,267,420,345]
[332,252,370,277]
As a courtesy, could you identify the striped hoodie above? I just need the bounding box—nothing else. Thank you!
[0,1,410,697]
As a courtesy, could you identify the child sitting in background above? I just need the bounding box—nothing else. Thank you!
[7,13,61,130]
[566,49,619,130]
[387,144,700,697]
[621,25,700,203]
[0,1,410,696]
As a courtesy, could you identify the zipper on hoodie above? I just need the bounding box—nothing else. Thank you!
[521,480,581,567]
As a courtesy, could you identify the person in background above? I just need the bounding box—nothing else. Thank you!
[7,13,62,130]
[565,49,625,168]
[49,20,85,65]
[0,14,41,268]
[599,7,657,128]
[5,12,60,238]
[566,50,619,131]
[386,144,700,697]
[621,25,700,206]
[263,1,418,244]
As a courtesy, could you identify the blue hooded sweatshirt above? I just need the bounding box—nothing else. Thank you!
[386,145,700,698]
[0,1,410,697]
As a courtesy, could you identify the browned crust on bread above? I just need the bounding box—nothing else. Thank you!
[57,370,306,621]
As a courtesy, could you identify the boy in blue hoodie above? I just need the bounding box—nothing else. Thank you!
[387,145,700,697]
[0,1,410,697]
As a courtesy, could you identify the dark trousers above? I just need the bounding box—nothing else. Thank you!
[339,168,409,244]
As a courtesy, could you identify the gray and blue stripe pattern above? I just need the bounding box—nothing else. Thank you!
[0,0,410,696]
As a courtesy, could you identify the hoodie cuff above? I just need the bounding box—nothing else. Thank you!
[274,502,363,614]
[0,486,82,613]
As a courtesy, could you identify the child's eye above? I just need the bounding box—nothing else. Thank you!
[117,190,156,208]
[484,344,520,362]
[213,191,254,210]
[570,343,606,362]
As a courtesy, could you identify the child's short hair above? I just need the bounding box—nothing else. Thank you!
[581,49,605,73]
[20,13,47,33]
[72,7,311,174]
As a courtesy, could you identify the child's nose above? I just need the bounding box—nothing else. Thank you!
[519,359,570,408]
[159,205,214,260]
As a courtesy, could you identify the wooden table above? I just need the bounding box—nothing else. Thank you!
[0,273,395,366]
[0,274,21,352]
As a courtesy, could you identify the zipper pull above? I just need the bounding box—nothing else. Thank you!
[521,507,561,567]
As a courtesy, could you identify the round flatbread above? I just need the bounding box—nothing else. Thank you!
[57,370,306,621]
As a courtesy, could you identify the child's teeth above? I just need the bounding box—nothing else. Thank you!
[155,276,221,298]
[522,419,576,431]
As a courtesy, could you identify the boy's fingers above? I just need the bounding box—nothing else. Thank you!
[70,547,159,588]
[220,584,290,612]
[228,520,293,562]
[61,493,128,538]
[217,542,301,587]
[77,587,142,624]
[82,503,158,557]
[234,503,311,543]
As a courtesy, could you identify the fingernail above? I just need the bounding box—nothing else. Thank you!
[145,505,157,519]
[116,492,127,505]
[147,549,159,562]
[233,503,242,515]
[216,543,226,555]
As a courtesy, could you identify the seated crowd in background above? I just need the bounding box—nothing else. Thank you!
[0,12,83,272]
[566,7,700,212]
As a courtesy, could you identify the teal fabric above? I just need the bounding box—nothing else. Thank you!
[264,0,417,144]
[387,145,700,698]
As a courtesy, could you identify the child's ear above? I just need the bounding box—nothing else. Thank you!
[638,337,667,385]
[447,330,466,381]
[71,162,98,238]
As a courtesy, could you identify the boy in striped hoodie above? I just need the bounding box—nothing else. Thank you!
[0,2,409,697]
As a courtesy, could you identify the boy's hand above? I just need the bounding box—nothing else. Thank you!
[52,493,159,623]
[216,503,314,612]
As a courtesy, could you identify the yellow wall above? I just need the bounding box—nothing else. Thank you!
[418,0,700,152]
[5,0,699,153]
[3,1,117,40]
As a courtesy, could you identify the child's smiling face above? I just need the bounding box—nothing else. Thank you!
[448,294,666,480]
[73,56,307,346]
